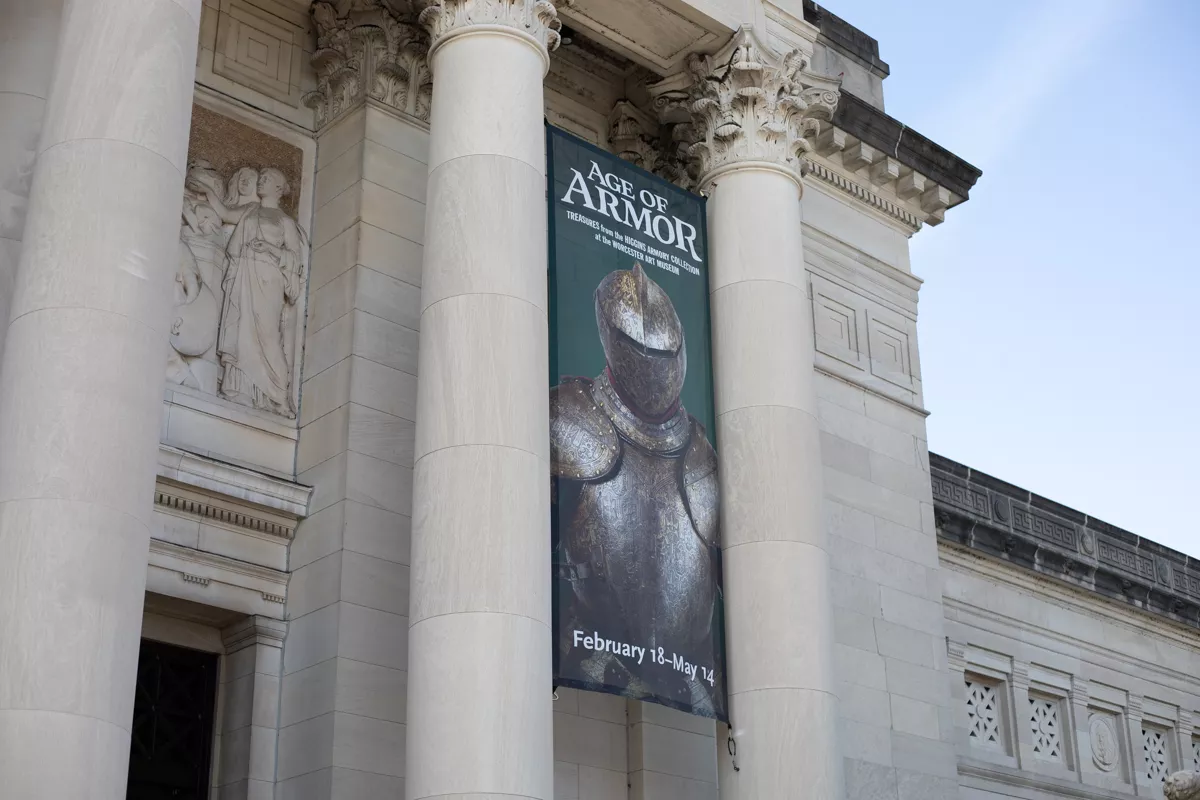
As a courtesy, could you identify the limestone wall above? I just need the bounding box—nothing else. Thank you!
[943,545,1200,800]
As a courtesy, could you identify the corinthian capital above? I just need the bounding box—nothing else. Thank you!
[305,1,432,129]
[418,0,572,55]
[651,26,840,187]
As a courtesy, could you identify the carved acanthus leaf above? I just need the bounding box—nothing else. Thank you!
[608,101,661,173]
[650,25,841,187]
[305,1,432,128]
[418,0,572,54]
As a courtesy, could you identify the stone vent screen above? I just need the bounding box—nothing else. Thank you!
[966,679,1003,749]
[1142,727,1170,783]
[1191,737,1199,772]
[1030,697,1063,761]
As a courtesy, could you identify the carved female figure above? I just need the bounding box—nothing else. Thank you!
[202,168,304,417]
[225,166,261,212]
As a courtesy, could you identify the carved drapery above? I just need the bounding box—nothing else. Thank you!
[418,0,571,54]
[306,1,432,128]
[648,25,840,188]
[171,160,307,420]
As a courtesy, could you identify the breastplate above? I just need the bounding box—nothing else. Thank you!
[569,446,716,649]
[562,372,717,650]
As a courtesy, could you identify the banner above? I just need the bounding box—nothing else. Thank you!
[546,124,727,721]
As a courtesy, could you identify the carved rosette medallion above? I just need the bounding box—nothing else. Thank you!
[650,26,840,189]
[306,1,433,129]
[418,0,572,56]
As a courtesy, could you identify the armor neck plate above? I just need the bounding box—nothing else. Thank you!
[594,370,691,454]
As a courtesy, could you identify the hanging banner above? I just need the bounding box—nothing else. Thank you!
[546,124,727,721]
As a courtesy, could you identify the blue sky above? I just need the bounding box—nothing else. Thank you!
[837,0,1199,555]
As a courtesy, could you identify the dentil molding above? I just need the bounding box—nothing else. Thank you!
[156,444,312,539]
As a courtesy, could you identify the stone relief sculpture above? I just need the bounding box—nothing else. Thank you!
[169,160,307,419]
[1167,771,1200,800]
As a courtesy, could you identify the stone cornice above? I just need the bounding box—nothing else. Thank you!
[647,25,840,190]
[833,91,981,202]
[221,615,287,652]
[156,445,311,539]
[805,159,924,230]
[932,452,1200,631]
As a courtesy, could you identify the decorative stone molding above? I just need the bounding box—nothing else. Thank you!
[648,25,840,188]
[147,539,289,620]
[221,615,286,652]
[806,159,923,229]
[157,445,311,539]
[932,452,1200,630]
[1012,661,1031,692]
[947,639,967,674]
[418,0,571,55]
[1070,676,1090,707]
[306,1,433,128]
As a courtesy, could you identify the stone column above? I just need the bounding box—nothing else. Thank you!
[657,26,843,799]
[0,0,63,359]
[0,0,199,797]
[405,2,565,799]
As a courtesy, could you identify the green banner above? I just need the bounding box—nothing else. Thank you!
[547,124,726,721]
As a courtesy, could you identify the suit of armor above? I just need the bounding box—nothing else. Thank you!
[551,264,724,718]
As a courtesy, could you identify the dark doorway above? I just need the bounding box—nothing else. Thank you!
[126,639,219,800]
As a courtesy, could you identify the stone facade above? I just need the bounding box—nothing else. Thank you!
[5,2,1195,800]
[934,456,1200,800]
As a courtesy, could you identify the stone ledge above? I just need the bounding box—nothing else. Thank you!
[157,444,312,529]
[959,758,1137,800]
[931,453,1200,631]
[832,92,982,202]
[147,539,289,620]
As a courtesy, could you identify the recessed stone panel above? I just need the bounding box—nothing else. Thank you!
[213,0,304,106]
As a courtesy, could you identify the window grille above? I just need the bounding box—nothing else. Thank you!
[1142,727,1170,784]
[1030,697,1063,761]
[966,679,1003,748]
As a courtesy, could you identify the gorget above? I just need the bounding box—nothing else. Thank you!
[593,370,690,454]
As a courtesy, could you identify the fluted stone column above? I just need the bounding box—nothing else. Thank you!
[663,27,844,799]
[0,0,63,359]
[406,2,565,798]
[0,0,200,796]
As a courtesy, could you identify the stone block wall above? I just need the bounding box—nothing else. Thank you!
[802,181,959,800]
[277,104,426,797]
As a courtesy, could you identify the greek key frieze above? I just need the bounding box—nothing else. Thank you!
[1097,538,1155,580]
[1011,506,1077,550]
[931,476,989,517]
